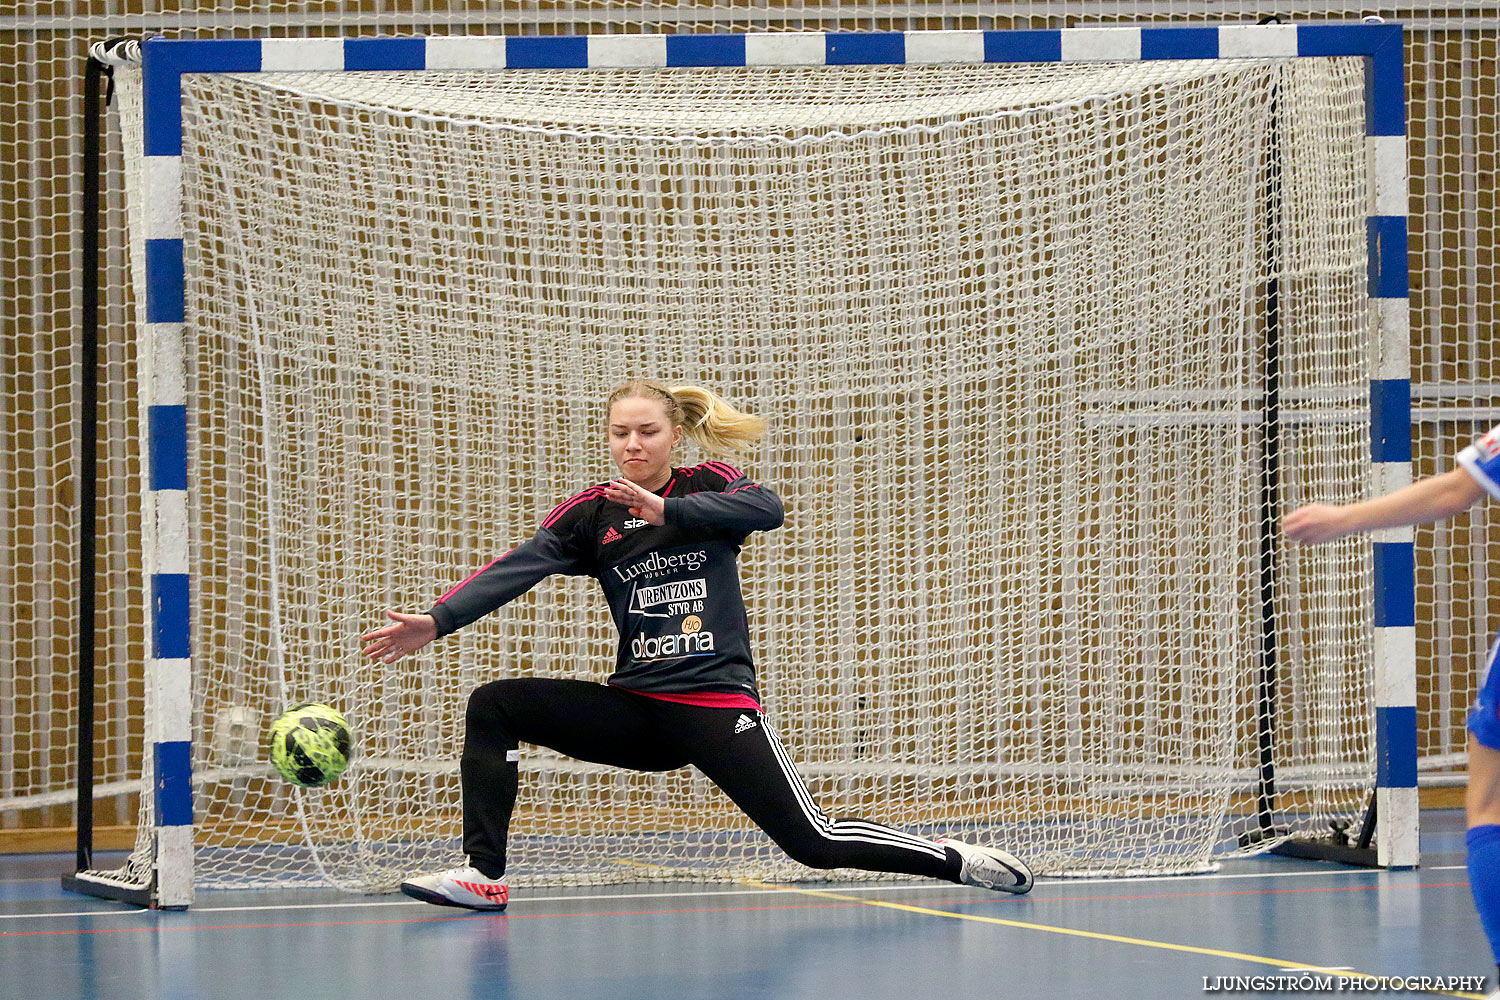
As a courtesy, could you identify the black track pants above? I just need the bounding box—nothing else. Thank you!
[460,677,960,882]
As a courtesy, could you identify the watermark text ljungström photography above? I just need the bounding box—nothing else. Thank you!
[1202,973,1488,993]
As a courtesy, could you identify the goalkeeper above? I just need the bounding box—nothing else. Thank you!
[362,378,1033,910]
[1286,425,1500,992]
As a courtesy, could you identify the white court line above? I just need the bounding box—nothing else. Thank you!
[0,865,1466,922]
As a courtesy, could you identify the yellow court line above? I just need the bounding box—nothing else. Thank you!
[605,859,1481,999]
[736,879,1484,1000]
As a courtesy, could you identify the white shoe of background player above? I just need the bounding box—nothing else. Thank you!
[936,839,1034,894]
[399,865,510,910]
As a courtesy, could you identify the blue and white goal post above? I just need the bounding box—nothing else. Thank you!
[75,20,1412,908]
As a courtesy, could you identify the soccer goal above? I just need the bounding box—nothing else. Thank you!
[71,23,1412,908]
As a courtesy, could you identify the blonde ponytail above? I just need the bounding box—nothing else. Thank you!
[606,379,765,457]
[668,384,766,456]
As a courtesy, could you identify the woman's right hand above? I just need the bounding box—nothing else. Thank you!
[361,610,437,664]
[1283,503,1355,544]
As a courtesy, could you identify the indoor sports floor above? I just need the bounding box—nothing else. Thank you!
[0,810,1490,1000]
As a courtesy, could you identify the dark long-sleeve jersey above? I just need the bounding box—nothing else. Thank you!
[427,461,784,701]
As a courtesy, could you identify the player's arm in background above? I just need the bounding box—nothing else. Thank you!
[1285,467,1487,543]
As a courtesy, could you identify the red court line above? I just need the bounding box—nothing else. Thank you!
[0,879,1471,939]
[0,901,866,937]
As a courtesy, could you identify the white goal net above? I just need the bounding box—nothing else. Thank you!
[106,52,1374,891]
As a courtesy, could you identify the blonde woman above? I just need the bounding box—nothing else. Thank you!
[363,379,1033,910]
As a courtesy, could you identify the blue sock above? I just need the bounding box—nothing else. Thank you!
[1466,825,1500,966]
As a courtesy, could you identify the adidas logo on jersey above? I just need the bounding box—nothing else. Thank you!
[734,714,757,734]
[602,527,622,544]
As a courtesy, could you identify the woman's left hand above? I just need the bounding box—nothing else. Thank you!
[603,478,666,526]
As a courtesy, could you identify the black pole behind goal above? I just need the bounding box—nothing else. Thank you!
[1243,42,1378,865]
[1243,67,1289,852]
[62,42,156,908]
[72,45,106,879]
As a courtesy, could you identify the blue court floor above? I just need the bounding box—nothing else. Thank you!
[1,811,1491,1000]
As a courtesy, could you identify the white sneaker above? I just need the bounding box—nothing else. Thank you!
[399,865,510,911]
[936,839,1034,894]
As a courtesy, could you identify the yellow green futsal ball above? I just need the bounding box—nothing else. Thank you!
[268,702,352,788]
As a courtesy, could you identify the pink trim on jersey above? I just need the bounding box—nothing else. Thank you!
[615,686,763,712]
[438,549,515,603]
[543,486,606,529]
[661,476,677,497]
[701,460,744,483]
[724,485,760,495]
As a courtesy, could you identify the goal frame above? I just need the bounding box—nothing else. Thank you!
[71,21,1412,908]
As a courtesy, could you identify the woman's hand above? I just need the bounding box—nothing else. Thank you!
[602,478,666,525]
[1283,504,1353,545]
[1286,469,1489,545]
[361,610,437,664]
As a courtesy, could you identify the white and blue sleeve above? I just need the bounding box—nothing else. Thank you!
[1457,423,1500,500]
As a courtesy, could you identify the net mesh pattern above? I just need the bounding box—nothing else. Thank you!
[106,57,1372,889]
